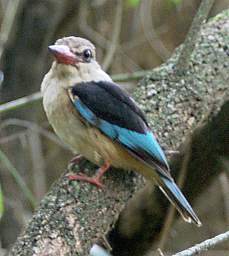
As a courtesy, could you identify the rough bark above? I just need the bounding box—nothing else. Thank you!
[10,9,229,256]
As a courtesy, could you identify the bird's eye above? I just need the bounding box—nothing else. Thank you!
[83,49,92,62]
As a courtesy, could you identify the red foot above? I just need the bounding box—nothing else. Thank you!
[67,161,110,189]
[67,173,103,188]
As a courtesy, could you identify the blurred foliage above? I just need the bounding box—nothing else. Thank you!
[0,148,36,208]
[127,0,183,8]
[127,0,140,7]
[0,183,3,219]
[166,0,183,6]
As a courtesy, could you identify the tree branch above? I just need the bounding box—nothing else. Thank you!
[140,0,170,61]
[9,8,229,256]
[105,10,229,255]
[175,0,215,74]
[0,70,152,115]
[0,0,24,62]
[102,0,123,71]
[0,92,42,115]
[172,230,229,256]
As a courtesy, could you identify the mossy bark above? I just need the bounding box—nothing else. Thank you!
[10,10,229,256]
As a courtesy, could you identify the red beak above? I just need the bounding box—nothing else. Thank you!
[48,45,77,65]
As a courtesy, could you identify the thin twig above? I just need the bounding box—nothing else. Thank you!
[0,182,4,219]
[0,91,42,114]
[175,0,215,74]
[121,23,168,51]
[0,118,69,150]
[219,172,229,226]
[172,230,229,256]
[78,1,141,71]
[0,70,152,114]
[157,248,165,256]
[0,130,27,144]
[140,0,170,61]
[78,1,107,49]
[28,131,47,200]
[102,0,123,71]
[0,0,23,62]
[0,148,36,208]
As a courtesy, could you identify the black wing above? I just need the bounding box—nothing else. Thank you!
[70,80,170,176]
[71,80,149,133]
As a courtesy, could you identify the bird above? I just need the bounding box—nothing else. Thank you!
[41,36,201,226]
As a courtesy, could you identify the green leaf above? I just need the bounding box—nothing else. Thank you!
[127,0,140,7]
[0,183,4,219]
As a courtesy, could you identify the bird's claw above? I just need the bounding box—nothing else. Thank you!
[66,173,104,189]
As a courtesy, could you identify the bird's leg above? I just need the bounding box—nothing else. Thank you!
[67,161,110,188]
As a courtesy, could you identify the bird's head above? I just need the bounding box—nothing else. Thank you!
[42,36,111,92]
[48,36,96,66]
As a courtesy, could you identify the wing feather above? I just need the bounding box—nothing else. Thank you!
[69,81,171,178]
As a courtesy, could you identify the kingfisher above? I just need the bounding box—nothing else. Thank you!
[41,36,201,226]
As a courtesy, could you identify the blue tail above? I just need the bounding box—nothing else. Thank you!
[159,177,202,226]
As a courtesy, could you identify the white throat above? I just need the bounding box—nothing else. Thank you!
[41,61,112,94]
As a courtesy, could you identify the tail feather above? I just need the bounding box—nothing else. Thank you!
[159,177,202,227]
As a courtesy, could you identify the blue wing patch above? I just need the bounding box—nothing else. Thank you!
[74,96,201,226]
[74,99,168,169]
